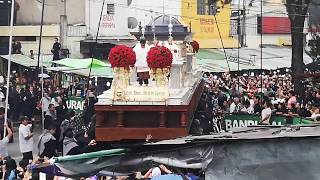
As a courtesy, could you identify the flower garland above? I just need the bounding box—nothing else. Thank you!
[108,45,136,68]
[147,46,173,69]
[191,40,200,53]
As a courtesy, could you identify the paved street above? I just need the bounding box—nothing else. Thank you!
[7,122,43,161]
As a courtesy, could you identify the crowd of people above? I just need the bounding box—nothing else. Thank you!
[2,36,320,179]
[192,71,320,134]
[0,67,100,179]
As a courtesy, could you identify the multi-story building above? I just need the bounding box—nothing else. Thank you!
[0,0,239,59]
[230,0,311,48]
[0,0,87,58]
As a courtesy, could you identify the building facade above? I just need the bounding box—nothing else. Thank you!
[230,0,310,48]
[0,0,239,59]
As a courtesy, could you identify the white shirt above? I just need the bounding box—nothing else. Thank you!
[261,107,272,124]
[19,124,33,153]
[229,102,236,113]
[0,136,9,157]
[133,43,150,72]
[230,102,241,113]
[42,97,51,113]
[0,91,5,108]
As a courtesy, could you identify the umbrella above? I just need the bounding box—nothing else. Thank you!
[38,73,50,78]
[151,174,183,180]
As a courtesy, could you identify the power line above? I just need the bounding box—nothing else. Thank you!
[214,14,231,71]
[87,1,313,31]
[86,0,106,98]
[113,3,312,32]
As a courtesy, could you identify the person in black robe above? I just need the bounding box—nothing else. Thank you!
[51,38,61,61]
[9,86,22,122]
[22,86,37,119]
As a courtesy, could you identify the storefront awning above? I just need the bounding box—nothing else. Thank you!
[0,54,52,67]
[46,66,113,78]
[196,47,314,72]
[52,58,110,69]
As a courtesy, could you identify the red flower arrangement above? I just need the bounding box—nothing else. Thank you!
[147,46,173,69]
[108,45,136,68]
[191,40,200,53]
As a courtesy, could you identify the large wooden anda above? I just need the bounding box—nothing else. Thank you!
[95,15,203,141]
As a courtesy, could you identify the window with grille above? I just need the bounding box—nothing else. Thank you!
[208,0,217,15]
[197,0,206,15]
[107,4,115,14]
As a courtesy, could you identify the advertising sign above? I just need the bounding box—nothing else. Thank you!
[86,0,128,37]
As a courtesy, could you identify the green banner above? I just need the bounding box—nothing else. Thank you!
[224,114,313,131]
[66,96,85,113]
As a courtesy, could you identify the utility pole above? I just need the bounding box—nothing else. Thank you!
[242,0,246,46]
[60,0,68,49]
[37,0,45,68]
[64,0,66,16]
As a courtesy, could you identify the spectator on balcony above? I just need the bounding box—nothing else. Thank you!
[51,38,61,61]
[29,50,34,60]
[12,39,22,54]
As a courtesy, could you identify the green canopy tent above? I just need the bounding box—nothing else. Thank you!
[52,58,110,69]
[46,66,113,78]
[48,58,113,78]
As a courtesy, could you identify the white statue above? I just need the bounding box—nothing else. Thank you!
[164,36,180,60]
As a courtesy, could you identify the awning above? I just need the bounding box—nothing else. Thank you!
[46,66,113,78]
[199,38,239,49]
[196,47,314,72]
[52,58,110,69]
[0,54,52,67]
[196,49,225,60]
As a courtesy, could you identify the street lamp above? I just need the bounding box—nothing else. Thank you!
[152,22,156,42]
[168,16,173,38]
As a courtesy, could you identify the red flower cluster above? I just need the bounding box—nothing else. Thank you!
[147,46,173,69]
[108,45,136,68]
[191,40,200,53]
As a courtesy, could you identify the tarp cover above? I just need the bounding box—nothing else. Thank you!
[1,54,52,67]
[53,145,213,178]
[46,126,320,179]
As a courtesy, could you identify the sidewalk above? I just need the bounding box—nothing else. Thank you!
[7,121,43,161]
